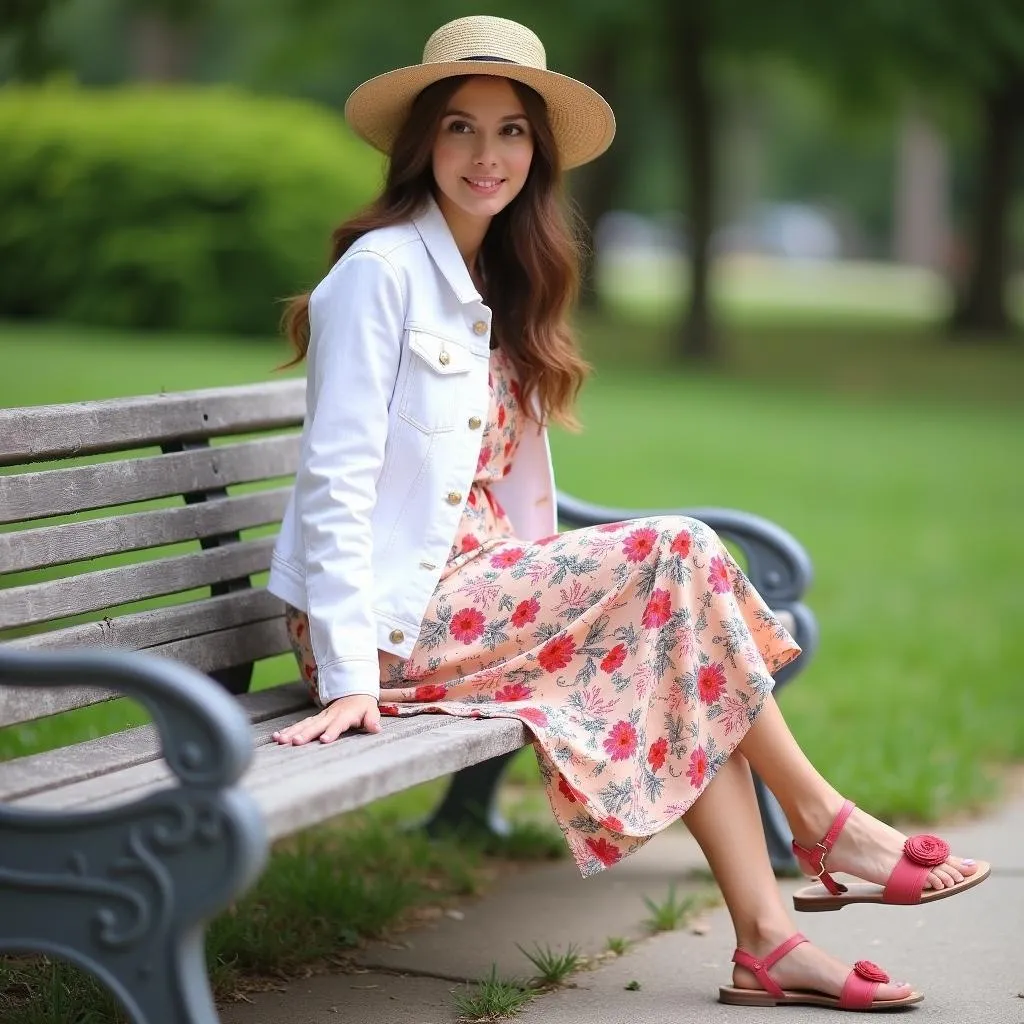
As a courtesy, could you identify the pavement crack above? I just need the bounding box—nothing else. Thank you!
[354,962,475,986]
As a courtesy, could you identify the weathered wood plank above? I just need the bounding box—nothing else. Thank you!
[7,588,284,655]
[0,536,276,630]
[0,488,291,574]
[0,617,291,727]
[0,682,311,801]
[0,435,300,525]
[12,715,457,808]
[0,380,306,466]
[13,715,527,844]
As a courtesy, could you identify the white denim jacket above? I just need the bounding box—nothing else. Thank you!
[267,196,558,703]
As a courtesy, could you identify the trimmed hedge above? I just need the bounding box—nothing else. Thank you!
[0,84,383,334]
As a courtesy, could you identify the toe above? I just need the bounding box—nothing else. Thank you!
[877,981,914,1002]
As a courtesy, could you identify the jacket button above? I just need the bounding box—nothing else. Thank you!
[468,416,482,429]
[438,351,451,366]
[472,320,488,336]
[446,491,462,505]
[389,629,404,644]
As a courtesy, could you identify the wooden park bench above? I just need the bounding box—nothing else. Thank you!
[0,379,817,1024]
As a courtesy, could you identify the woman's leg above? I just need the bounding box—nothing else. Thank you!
[734,695,975,890]
[683,750,913,999]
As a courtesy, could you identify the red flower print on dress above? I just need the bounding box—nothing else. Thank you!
[460,534,481,553]
[450,607,486,643]
[477,446,492,472]
[535,534,559,546]
[696,663,727,704]
[622,526,658,563]
[600,643,627,673]
[648,737,668,772]
[538,634,576,672]
[641,588,673,628]
[503,441,513,457]
[511,597,540,627]
[602,814,624,832]
[708,555,731,594]
[598,521,626,533]
[586,836,622,867]
[686,745,709,787]
[558,775,583,803]
[467,490,478,507]
[603,720,638,761]
[497,404,506,428]
[670,529,692,558]
[518,706,549,727]
[509,379,522,403]
[379,703,400,716]
[414,683,447,702]
[490,547,524,569]
[495,681,533,702]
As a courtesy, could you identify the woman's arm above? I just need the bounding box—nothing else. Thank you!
[297,249,404,705]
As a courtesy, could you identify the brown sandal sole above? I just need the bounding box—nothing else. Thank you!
[719,985,924,1011]
[793,859,990,912]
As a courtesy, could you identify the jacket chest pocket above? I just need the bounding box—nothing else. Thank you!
[397,331,479,433]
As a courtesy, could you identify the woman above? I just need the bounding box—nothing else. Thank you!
[268,15,988,1011]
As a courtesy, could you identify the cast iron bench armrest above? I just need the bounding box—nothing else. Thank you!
[0,648,267,1024]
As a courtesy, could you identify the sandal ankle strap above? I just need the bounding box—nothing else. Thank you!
[791,799,856,895]
[731,932,808,999]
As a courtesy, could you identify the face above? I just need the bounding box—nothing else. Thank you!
[432,76,535,233]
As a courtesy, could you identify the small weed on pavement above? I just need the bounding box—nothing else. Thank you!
[516,942,584,987]
[453,965,533,1022]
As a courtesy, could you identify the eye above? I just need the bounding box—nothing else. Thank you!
[447,120,473,134]
[502,123,527,137]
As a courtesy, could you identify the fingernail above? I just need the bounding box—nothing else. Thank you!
[962,859,975,866]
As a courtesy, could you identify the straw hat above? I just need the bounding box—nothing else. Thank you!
[344,15,616,170]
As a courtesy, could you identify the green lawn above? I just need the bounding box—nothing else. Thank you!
[1,295,1022,822]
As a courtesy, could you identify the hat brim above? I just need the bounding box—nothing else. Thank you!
[344,61,616,171]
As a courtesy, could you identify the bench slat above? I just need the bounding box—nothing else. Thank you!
[0,489,291,574]
[0,434,300,525]
[12,715,527,844]
[0,683,311,801]
[12,715,459,810]
[0,380,305,466]
[0,536,276,631]
[1,590,286,725]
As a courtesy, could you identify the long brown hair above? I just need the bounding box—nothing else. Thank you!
[282,74,589,429]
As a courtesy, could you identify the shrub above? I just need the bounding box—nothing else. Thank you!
[0,83,383,334]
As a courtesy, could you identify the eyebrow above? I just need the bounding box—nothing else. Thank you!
[443,108,528,121]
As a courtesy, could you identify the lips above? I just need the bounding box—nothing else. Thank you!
[463,177,505,194]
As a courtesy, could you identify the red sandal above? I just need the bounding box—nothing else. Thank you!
[718,932,923,1011]
[792,799,990,912]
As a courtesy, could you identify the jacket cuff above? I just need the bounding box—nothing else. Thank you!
[317,658,381,704]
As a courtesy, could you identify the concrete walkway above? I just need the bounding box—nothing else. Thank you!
[220,793,1024,1024]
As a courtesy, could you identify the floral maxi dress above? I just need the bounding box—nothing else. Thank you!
[285,346,801,878]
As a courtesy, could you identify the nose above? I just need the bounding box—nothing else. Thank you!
[472,133,498,167]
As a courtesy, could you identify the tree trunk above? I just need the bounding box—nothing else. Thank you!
[128,10,193,81]
[665,0,717,361]
[570,37,629,310]
[951,73,1024,336]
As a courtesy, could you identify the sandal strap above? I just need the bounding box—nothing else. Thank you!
[839,960,890,1009]
[791,799,855,896]
[731,932,808,999]
[882,833,952,904]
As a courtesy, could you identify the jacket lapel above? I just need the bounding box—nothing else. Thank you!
[412,195,481,306]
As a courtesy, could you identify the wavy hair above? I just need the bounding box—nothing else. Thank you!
[281,75,589,429]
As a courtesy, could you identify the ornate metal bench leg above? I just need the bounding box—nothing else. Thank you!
[423,750,518,840]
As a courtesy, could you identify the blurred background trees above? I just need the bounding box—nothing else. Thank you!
[1,0,1021,354]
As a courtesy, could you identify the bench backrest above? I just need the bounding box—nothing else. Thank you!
[0,379,305,728]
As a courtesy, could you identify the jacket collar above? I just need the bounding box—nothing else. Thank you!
[412,194,482,306]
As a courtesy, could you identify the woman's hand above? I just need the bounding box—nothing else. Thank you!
[272,694,382,745]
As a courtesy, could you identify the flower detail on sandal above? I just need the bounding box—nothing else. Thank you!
[852,961,889,984]
[903,834,949,867]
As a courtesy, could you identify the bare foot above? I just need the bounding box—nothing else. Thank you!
[798,804,978,892]
[732,930,913,1003]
